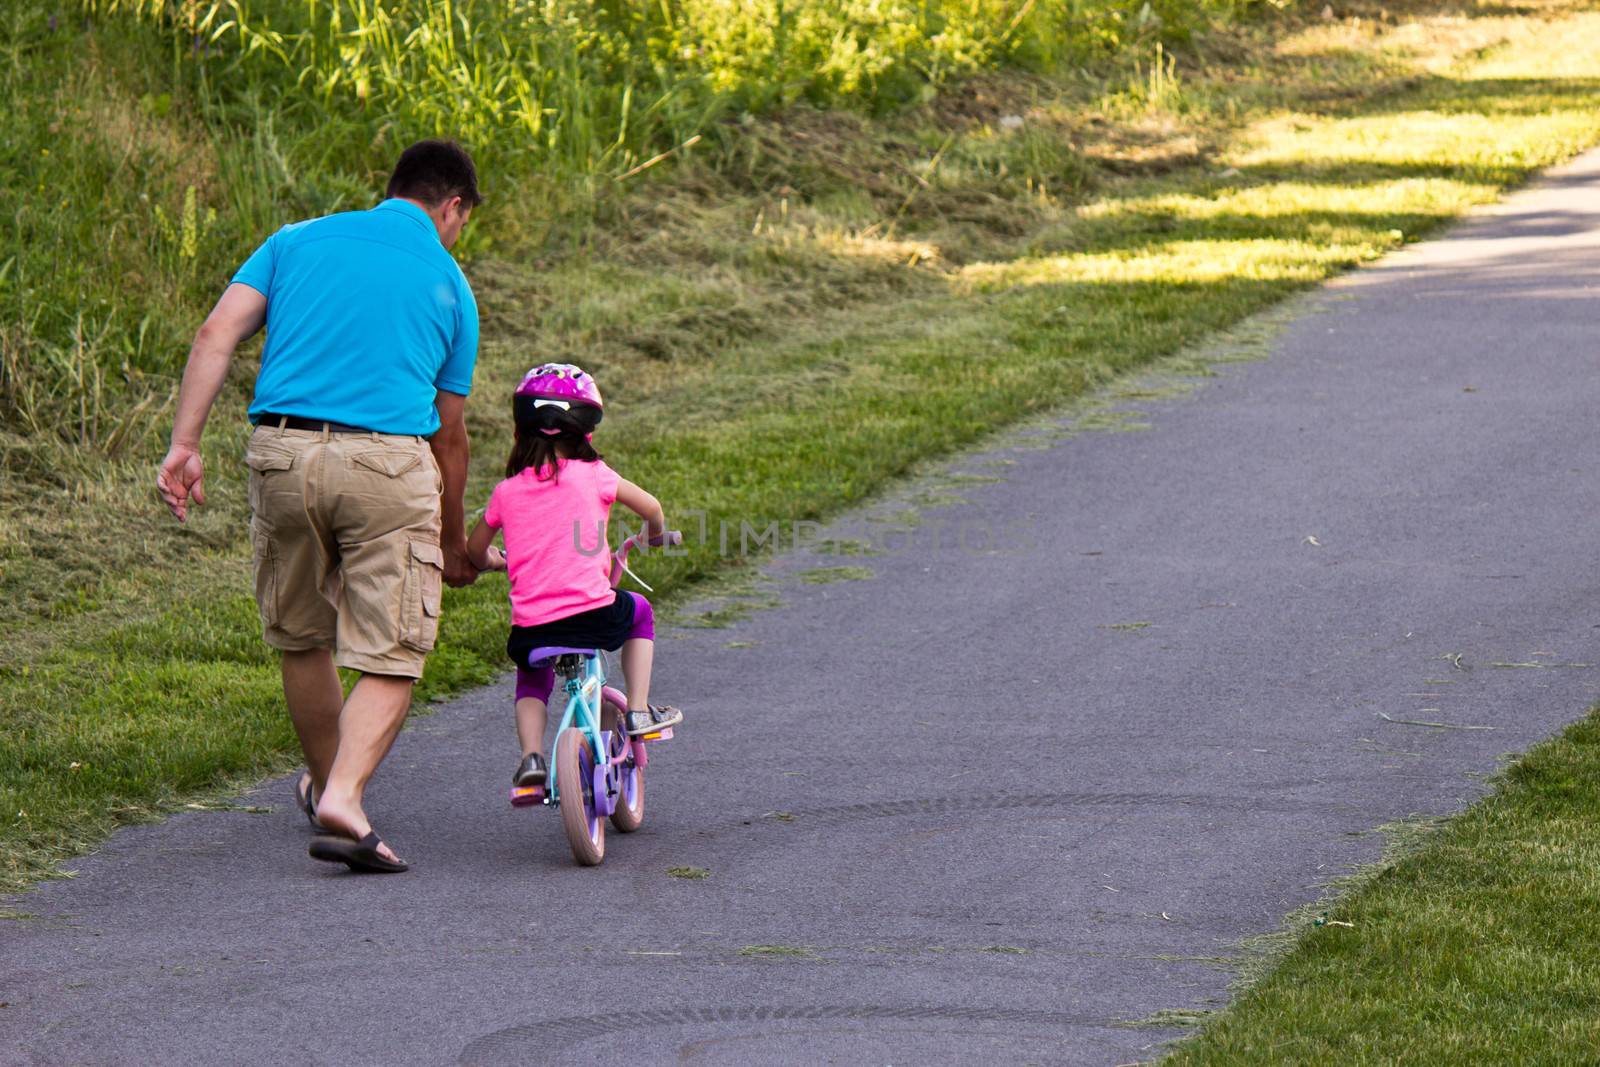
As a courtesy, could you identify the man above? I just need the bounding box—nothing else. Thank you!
[157,140,484,873]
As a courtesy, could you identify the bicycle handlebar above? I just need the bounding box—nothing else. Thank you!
[609,530,682,591]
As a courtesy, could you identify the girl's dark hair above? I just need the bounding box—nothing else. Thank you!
[507,411,602,481]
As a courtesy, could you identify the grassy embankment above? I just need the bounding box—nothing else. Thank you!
[5,0,1600,922]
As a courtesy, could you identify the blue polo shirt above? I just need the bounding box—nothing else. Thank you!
[233,198,478,436]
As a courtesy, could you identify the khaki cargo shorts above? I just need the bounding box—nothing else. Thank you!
[246,424,443,680]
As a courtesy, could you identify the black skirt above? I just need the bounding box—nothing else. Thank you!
[506,593,637,668]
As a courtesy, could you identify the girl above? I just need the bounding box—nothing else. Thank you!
[467,363,683,788]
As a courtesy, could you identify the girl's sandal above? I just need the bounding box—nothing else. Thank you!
[624,704,683,736]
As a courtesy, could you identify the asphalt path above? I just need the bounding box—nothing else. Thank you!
[8,150,1600,1066]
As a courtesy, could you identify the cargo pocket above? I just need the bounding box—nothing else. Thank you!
[251,524,280,631]
[245,446,296,515]
[401,540,444,651]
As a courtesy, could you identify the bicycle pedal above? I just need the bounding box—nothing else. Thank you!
[510,785,545,807]
[641,727,673,741]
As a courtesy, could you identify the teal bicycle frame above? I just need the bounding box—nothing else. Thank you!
[546,653,608,809]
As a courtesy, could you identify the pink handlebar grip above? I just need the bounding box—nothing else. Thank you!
[610,530,682,588]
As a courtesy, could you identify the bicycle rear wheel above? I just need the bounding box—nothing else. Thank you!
[555,727,605,866]
[602,696,645,833]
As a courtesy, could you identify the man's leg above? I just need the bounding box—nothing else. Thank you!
[247,426,342,810]
[281,649,342,793]
[314,432,442,864]
[313,672,415,862]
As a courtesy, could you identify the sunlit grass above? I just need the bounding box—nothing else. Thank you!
[1237,108,1600,168]
[961,234,1384,291]
[1080,180,1486,221]
[960,12,1600,296]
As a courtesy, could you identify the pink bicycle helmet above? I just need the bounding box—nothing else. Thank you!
[513,362,604,436]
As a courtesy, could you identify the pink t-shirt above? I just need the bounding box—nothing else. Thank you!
[484,459,620,627]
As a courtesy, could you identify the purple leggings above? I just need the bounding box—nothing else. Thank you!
[514,593,654,704]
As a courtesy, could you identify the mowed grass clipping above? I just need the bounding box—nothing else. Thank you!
[1165,709,1600,1064]
[10,4,1600,892]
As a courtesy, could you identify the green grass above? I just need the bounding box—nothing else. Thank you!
[666,865,711,880]
[737,943,825,961]
[796,566,876,584]
[9,2,1600,898]
[1165,708,1600,1064]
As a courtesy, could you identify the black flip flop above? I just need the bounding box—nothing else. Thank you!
[308,830,409,874]
[294,774,324,832]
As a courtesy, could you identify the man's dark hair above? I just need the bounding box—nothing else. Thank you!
[386,140,482,207]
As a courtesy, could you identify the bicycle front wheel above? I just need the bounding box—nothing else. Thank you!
[555,727,605,866]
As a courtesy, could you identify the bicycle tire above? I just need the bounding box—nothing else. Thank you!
[603,696,645,833]
[555,727,605,866]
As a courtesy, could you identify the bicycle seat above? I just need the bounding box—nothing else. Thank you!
[526,646,599,668]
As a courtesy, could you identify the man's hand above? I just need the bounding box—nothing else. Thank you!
[158,283,266,525]
[443,542,479,588]
[157,445,206,523]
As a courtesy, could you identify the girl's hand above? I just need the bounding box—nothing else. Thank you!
[465,517,505,572]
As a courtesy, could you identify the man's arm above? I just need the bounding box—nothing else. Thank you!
[157,283,267,523]
[430,390,477,587]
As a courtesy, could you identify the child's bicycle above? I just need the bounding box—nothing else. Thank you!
[509,530,680,866]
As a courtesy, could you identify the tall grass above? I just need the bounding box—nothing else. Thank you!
[84,0,1268,180]
[0,9,208,468]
